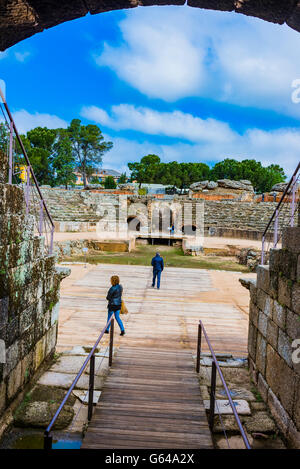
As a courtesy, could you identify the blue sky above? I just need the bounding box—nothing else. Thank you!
[1,5,300,176]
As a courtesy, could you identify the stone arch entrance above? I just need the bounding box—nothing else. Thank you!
[1,2,300,51]
[127,215,141,232]
[182,224,197,236]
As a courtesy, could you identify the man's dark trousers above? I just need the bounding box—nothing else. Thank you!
[152,270,161,289]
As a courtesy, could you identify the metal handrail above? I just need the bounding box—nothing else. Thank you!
[261,162,300,264]
[0,87,55,253]
[44,315,115,450]
[262,162,300,239]
[196,320,251,450]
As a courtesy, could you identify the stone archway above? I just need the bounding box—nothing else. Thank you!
[1,1,300,51]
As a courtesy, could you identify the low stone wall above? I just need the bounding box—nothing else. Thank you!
[54,238,135,258]
[40,188,283,239]
[245,225,300,448]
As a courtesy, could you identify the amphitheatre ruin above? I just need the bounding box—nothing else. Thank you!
[0,0,299,453]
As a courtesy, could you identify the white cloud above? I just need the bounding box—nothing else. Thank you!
[11,110,68,134]
[94,6,300,117]
[81,104,236,143]
[14,51,31,62]
[95,7,206,101]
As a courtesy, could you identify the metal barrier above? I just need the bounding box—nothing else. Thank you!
[196,320,251,450]
[0,87,55,254]
[261,162,300,264]
[44,316,115,450]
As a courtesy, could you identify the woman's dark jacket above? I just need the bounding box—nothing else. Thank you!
[106,284,123,311]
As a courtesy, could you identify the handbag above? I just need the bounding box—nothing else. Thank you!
[120,300,128,315]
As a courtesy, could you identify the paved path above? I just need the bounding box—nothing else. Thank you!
[57,264,249,356]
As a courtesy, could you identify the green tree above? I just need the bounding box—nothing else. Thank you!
[128,154,161,187]
[0,122,8,154]
[118,173,127,184]
[52,130,76,189]
[210,158,286,192]
[104,175,117,189]
[67,119,113,188]
[20,127,57,185]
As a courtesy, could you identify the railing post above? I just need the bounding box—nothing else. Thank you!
[49,225,54,255]
[44,431,53,450]
[88,354,95,421]
[261,235,265,265]
[39,199,44,235]
[196,322,202,373]
[109,317,114,367]
[8,121,13,184]
[273,209,279,248]
[209,361,216,431]
[25,166,30,215]
[291,175,297,227]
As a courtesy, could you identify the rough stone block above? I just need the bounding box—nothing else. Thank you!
[266,319,278,350]
[257,289,269,313]
[19,303,37,334]
[257,372,269,402]
[34,336,46,371]
[256,332,267,375]
[257,265,270,294]
[50,302,59,326]
[269,248,280,272]
[249,356,258,385]
[278,275,292,309]
[249,282,257,305]
[293,377,300,432]
[278,329,294,367]
[0,381,6,416]
[258,311,268,337]
[292,282,300,314]
[282,227,300,254]
[266,344,296,416]
[286,309,300,340]
[297,254,300,282]
[20,325,35,359]
[268,388,290,437]
[3,341,19,378]
[0,297,9,329]
[269,270,278,300]
[249,302,258,327]
[287,419,300,449]
[248,322,257,360]
[45,323,58,358]
[7,361,22,401]
[273,300,286,329]
[21,351,34,386]
[0,183,24,215]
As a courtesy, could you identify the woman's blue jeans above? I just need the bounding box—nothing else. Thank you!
[106,309,124,332]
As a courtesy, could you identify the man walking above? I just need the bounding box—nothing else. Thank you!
[151,251,164,289]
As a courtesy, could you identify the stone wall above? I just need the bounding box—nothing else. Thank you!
[246,223,300,448]
[0,152,68,422]
[40,188,283,237]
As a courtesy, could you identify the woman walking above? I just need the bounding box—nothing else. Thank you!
[105,275,125,336]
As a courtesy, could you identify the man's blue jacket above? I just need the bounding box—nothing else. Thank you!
[151,255,164,272]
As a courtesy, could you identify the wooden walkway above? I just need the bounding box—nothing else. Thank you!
[81,346,213,449]
[59,263,250,449]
